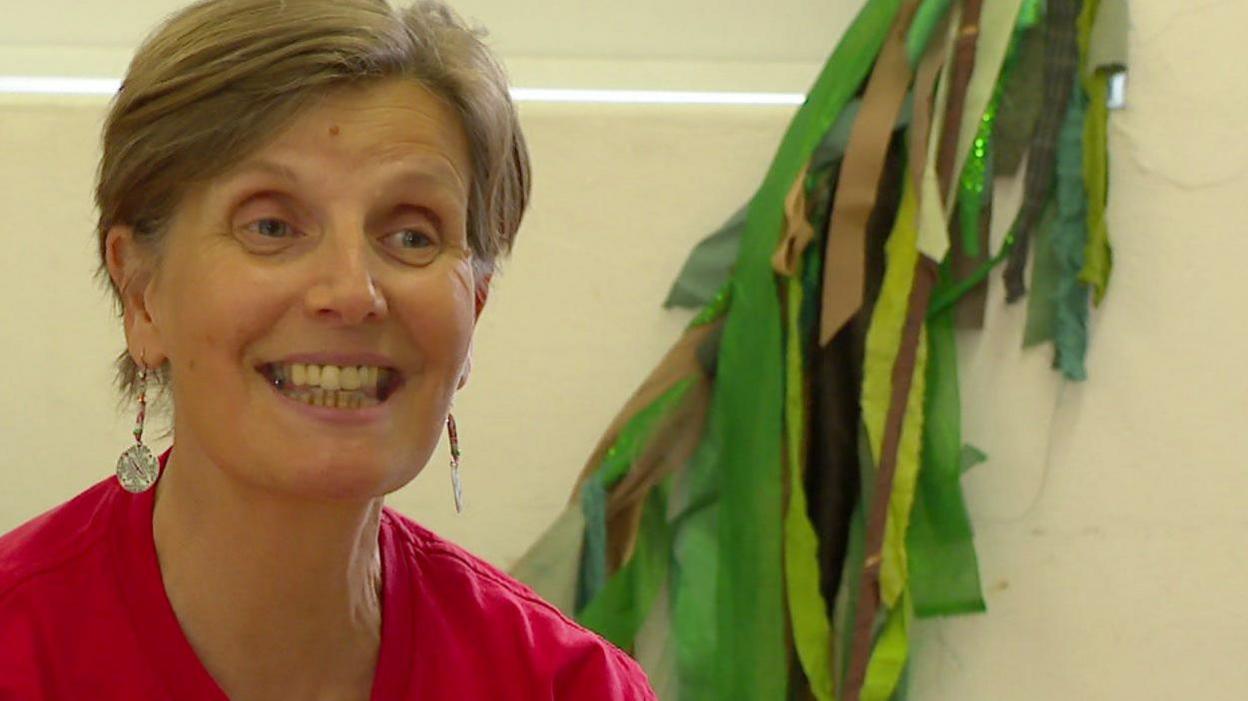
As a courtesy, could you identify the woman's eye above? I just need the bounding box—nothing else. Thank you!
[246,217,295,238]
[389,229,434,249]
[380,228,441,265]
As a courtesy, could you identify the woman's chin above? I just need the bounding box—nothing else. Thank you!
[252,449,420,502]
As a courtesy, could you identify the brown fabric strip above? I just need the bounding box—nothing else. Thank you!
[773,163,817,276]
[569,320,719,502]
[934,0,986,197]
[604,377,711,569]
[817,0,920,348]
[842,256,938,701]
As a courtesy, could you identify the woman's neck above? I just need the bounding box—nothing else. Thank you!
[151,440,384,701]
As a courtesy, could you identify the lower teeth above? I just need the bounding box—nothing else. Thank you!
[284,388,377,409]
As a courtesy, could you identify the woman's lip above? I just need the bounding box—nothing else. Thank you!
[260,371,395,426]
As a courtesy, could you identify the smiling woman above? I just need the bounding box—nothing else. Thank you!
[0,1,654,700]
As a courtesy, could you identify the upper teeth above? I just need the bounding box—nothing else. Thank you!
[284,363,382,393]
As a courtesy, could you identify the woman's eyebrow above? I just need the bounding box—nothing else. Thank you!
[227,157,465,202]
[387,169,468,206]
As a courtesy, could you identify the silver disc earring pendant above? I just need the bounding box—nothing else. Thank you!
[447,412,463,513]
[116,363,159,493]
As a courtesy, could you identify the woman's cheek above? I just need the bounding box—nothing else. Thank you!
[394,264,475,361]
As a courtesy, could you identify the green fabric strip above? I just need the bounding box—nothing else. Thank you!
[907,299,986,617]
[960,444,989,475]
[906,0,953,67]
[957,122,991,259]
[783,270,836,701]
[577,483,673,651]
[669,430,721,700]
[633,583,678,700]
[664,207,747,311]
[690,282,732,327]
[1022,201,1060,348]
[713,1,903,698]
[1051,72,1090,381]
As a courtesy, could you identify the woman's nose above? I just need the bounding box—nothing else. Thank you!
[304,230,388,325]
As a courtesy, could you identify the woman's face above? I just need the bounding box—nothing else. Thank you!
[131,79,480,500]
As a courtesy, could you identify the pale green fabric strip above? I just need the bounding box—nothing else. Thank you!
[915,6,959,261]
[880,322,928,608]
[1080,0,1113,303]
[862,183,918,477]
[783,271,837,701]
[1080,71,1111,303]
[861,591,914,701]
[1087,0,1128,74]
[862,180,928,608]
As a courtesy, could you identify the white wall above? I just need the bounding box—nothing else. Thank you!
[2,1,1247,699]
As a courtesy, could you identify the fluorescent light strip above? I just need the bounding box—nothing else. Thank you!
[0,76,804,105]
[510,88,805,105]
[0,76,122,95]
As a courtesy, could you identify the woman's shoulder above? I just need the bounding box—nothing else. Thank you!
[380,507,656,699]
[0,476,119,601]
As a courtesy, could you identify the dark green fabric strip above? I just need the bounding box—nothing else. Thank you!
[576,471,609,612]
[576,380,694,611]
[1051,71,1091,381]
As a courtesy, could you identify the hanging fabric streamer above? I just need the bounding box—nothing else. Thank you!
[512,0,1124,697]
[1002,0,1083,303]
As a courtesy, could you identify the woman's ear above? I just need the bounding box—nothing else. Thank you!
[474,272,492,321]
[104,225,167,367]
[459,272,491,390]
[457,351,472,391]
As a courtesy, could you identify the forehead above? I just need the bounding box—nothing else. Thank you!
[247,79,473,194]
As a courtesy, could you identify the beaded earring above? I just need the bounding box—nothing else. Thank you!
[115,359,159,493]
[447,413,463,513]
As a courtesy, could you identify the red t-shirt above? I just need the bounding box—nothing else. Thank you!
[0,459,654,700]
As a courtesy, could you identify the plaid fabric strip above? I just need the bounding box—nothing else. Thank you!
[1003,0,1083,302]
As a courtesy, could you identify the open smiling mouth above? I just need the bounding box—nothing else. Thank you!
[257,363,402,409]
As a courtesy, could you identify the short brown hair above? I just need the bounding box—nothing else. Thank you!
[97,0,531,400]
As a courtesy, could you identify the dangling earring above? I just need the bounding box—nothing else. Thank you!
[116,357,159,493]
[447,412,463,513]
